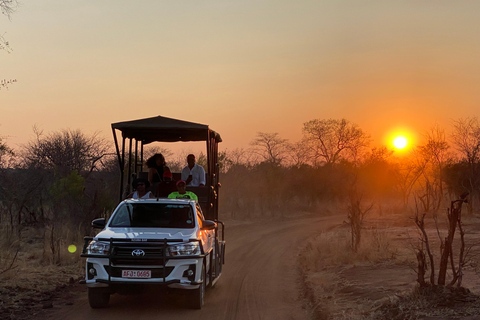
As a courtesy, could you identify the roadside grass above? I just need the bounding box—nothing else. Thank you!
[366,285,480,320]
[0,222,84,319]
[299,225,407,271]
[298,222,411,320]
[299,209,480,320]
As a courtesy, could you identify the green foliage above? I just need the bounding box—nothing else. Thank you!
[48,170,85,202]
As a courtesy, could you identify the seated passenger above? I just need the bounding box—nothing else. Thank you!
[126,178,154,199]
[168,180,198,201]
[181,154,205,187]
[155,169,177,197]
[146,153,169,186]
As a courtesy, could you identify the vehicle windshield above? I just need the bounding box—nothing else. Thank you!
[109,203,195,228]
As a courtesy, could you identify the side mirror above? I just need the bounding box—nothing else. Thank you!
[201,220,216,231]
[92,218,106,229]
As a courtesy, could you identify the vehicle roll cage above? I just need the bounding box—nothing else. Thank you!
[111,115,222,220]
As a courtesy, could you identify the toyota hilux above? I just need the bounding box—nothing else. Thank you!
[81,197,225,309]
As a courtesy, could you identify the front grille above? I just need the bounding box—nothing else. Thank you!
[110,244,167,266]
[105,266,174,278]
[114,247,164,257]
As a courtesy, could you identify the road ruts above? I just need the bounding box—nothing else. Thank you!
[44,214,342,320]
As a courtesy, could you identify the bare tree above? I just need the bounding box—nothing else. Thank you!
[250,132,289,165]
[347,190,373,252]
[438,194,469,286]
[416,125,452,212]
[285,143,310,168]
[0,1,17,17]
[392,154,426,207]
[302,118,370,166]
[451,117,480,212]
[1,0,18,53]
[452,117,480,165]
[414,193,469,288]
[22,127,111,177]
[363,146,393,163]
[1,0,19,89]
[414,208,435,287]
[217,148,258,175]
[0,136,14,168]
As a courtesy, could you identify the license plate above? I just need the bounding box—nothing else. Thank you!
[122,270,151,278]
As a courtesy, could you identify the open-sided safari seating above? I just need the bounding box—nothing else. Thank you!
[111,115,222,220]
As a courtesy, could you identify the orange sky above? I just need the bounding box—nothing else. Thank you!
[1,1,479,154]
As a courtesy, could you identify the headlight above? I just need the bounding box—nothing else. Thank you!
[167,242,200,256]
[87,240,110,255]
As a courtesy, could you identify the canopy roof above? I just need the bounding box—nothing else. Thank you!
[111,115,222,144]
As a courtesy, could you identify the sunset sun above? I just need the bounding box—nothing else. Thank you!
[385,128,415,152]
[393,136,408,150]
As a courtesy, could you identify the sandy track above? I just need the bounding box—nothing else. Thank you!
[43,215,342,320]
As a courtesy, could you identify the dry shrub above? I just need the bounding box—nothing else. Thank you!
[298,225,405,320]
[300,226,399,272]
[0,244,19,276]
[367,285,479,320]
[0,223,83,320]
[42,222,83,265]
[0,210,21,275]
[0,224,83,281]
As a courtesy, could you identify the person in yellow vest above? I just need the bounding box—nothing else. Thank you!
[168,180,198,201]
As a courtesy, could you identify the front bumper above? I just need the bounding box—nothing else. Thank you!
[82,238,206,290]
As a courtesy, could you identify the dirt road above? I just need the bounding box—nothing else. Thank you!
[43,214,341,320]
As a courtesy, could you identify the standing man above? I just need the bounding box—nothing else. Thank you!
[181,154,206,187]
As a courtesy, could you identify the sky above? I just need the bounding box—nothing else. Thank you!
[1,0,480,154]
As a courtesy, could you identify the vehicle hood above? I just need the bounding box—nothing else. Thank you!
[96,227,198,242]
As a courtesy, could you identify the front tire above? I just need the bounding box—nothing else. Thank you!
[190,264,206,309]
[88,287,110,308]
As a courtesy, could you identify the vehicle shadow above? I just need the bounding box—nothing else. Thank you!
[103,287,205,313]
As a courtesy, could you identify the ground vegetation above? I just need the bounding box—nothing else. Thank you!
[1,117,480,318]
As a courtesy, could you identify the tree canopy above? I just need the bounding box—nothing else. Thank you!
[22,128,111,176]
[302,118,370,165]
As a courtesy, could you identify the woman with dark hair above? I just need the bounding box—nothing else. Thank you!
[126,178,153,199]
[146,153,169,186]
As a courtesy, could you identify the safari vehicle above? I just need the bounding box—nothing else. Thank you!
[81,116,225,309]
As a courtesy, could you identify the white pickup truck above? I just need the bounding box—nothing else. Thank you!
[81,198,225,309]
